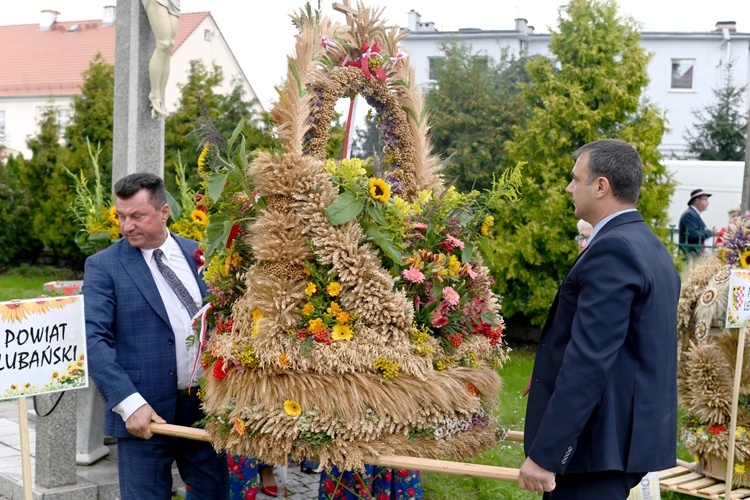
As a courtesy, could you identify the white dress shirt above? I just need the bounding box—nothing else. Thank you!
[113,235,204,422]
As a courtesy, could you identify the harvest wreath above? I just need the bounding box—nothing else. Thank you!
[195,2,518,471]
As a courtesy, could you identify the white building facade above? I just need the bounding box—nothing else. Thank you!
[402,11,750,159]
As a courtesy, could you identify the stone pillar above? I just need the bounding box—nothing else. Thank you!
[113,0,165,185]
[76,379,110,465]
[35,392,77,488]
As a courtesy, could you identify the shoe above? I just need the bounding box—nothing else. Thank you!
[259,466,278,497]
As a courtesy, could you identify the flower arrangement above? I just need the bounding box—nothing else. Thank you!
[717,211,750,268]
[66,141,120,254]
[196,3,519,472]
[167,154,209,241]
[677,210,750,485]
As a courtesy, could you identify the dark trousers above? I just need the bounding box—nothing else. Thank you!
[543,470,645,499]
[117,393,229,500]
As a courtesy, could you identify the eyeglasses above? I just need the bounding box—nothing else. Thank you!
[574,234,590,244]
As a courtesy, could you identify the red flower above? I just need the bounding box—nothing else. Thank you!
[324,478,336,494]
[708,424,727,435]
[213,358,229,380]
[407,488,416,497]
[383,471,392,481]
[397,469,410,477]
[194,248,205,270]
[377,494,389,500]
[446,333,463,349]
[431,311,449,328]
[226,222,241,248]
[195,193,204,202]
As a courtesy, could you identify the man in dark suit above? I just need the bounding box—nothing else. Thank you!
[678,188,713,257]
[518,139,680,498]
[84,173,229,499]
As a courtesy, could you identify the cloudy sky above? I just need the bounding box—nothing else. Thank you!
[8,0,749,108]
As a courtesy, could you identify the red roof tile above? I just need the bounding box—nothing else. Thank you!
[0,12,209,97]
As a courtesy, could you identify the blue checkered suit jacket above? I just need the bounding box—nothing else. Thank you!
[83,234,207,438]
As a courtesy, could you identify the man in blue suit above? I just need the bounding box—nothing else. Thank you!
[518,140,680,498]
[84,173,228,499]
[678,188,713,257]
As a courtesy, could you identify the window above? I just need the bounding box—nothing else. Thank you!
[671,59,694,90]
[57,108,70,137]
[0,110,5,139]
[428,57,445,80]
[204,29,213,41]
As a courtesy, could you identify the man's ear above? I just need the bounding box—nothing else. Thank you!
[595,176,611,199]
[162,203,170,222]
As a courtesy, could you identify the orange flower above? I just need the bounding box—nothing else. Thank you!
[308,318,327,334]
[466,382,477,397]
[234,418,245,437]
[279,353,291,367]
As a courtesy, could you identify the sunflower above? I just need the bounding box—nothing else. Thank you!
[283,400,302,417]
[368,178,391,203]
[741,250,750,268]
[197,142,210,171]
[108,206,119,225]
[331,324,353,341]
[190,210,208,225]
[0,302,33,323]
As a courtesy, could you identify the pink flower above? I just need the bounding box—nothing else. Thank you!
[462,262,478,280]
[431,311,449,328]
[440,234,465,252]
[402,266,426,283]
[413,222,428,230]
[442,286,460,306]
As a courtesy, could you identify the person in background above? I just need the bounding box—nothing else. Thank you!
[519,139,680,498]
[84,173,229,499]
[715,207,741,246]
[678,189,714,258]
[575,219,593,254]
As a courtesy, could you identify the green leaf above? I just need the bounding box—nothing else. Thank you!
[205,213,230,262]
[207,172,229,204]
[462,241,474,263]
[300,336,314,356]
[88,232,111,244]
[166,190,182,221]
[326,192,364,226]
[226,118,246,155]
[364,225,403,265]
[365,202,387,226]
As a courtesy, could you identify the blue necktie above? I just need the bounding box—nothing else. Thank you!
[153,249,200,318]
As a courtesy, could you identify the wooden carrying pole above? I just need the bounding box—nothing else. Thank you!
[17,397,33,500]
[725,327,746,498]
[150,423,521,482]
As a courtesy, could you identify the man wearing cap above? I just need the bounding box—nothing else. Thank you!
[678,189,713,257]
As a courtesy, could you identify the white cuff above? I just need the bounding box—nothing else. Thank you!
[112,393,148,422]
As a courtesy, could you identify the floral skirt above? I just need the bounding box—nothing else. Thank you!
[319,466,422,499]
[227,455,259,500]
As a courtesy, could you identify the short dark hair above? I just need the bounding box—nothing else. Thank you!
[573,139,643,204]
[114,173,167,209]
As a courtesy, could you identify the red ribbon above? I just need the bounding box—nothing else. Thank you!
[345,42,387,82]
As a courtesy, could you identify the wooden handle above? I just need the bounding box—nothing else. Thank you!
[150,422,521,482]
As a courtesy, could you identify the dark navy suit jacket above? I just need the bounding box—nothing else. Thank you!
[678,207,711,255]
[524,211,680,475]
[83,234,207,438]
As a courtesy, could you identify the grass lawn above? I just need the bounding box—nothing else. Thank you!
[0,265,81,302]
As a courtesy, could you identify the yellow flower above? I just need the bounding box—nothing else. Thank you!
[78,353,85,361]
[301,302,315,316]
[331,324,353,341]
[308,318,326,334]
[197,143,210,171]
[736,463,746,474]
[480,215,495,236]
[234,418,245,437]
[252,309,264,323]
[392,196,410,216]
[327,282,341,297]
[738,426,747,438]
[23,382,31,389]
[417,190,433,205]
[305,282,317,296]
[327,302,342,315]
[368,178,391,203]
[283,400,302,417]
[279,353,291,367]
[251,323,261,337]
[9,384,18,391]
[336,311,351,325]
[448,255,461,276]
[742,250,750,269]
[190,210,208,226]
[108,206,119,225]
[51,371,60,380]
[324,159,337,174]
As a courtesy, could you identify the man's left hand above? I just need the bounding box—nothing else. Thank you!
[518,457,556,493]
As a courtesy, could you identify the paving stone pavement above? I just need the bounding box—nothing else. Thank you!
[0,399,321,499]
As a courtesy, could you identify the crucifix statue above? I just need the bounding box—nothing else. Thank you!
[332,0,358,27]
